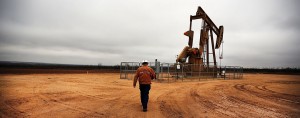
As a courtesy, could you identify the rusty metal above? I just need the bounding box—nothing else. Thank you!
[184,30,194,48]
[176,6,224,75]
[216,26,224,49]
[210,30,217,69]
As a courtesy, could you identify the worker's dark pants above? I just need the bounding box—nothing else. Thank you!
[139,84,151,109]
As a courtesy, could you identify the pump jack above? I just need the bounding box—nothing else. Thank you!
[176,6,224,75]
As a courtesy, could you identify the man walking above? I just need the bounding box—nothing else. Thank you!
[133,60,156,112]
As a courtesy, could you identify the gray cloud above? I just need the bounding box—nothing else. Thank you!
[0,0,299,67]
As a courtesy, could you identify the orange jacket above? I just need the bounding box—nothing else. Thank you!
[133,65,156,86]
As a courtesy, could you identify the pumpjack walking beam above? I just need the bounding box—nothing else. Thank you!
[190,6,224,49]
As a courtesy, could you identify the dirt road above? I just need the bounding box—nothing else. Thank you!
[0,73,299,117]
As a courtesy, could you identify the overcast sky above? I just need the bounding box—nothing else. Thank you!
[0,0,299,68]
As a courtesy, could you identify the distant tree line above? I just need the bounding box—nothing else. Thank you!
[0,61,120,70]
[0,61,121,74]
[243,67,300,74]
[0,61,299,74]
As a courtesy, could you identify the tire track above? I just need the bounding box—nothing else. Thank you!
[226,96,284,117]
[1,100,28,117]
[156,86,187,118]
[189,83,288,117]
[234,84,300,104]
[33,82,105,117]
[233,84,300,116]
[255,85,300,103]
[189,86,233,117]
[159,100,184,118]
